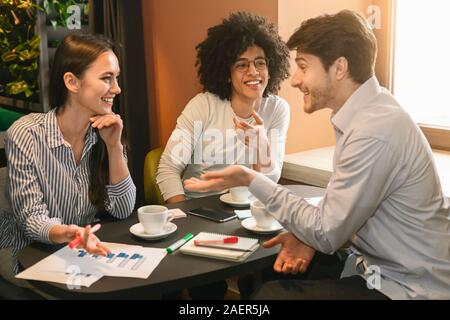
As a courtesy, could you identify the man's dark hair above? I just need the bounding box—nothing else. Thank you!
[196,11,290,100]
[287,10,377,84]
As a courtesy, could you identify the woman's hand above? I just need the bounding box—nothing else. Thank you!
[90,113,123,149]
[49,224,110,256]
[233,111,272,170]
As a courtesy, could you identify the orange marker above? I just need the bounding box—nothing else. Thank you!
[68,224,101,249]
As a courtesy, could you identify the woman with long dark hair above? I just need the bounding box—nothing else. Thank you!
[0,34,136,286]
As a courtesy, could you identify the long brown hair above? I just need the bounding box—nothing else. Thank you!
[49,33,115,209]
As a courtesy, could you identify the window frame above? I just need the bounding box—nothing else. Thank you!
[420,126,450,152]
[391,0,450,151]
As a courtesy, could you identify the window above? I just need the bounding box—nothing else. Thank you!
[393,0,450,150]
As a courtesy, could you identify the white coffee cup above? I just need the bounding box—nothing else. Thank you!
[229,186,250,202]
[250,200,275,229]
[138,205,174,234]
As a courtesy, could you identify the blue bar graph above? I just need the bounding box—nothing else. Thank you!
[78,250,87,257]
[75,250,147,271]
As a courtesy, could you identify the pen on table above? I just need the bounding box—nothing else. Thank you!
[194,236,239,246]
[166,233,194,254]
[68,224,101,249]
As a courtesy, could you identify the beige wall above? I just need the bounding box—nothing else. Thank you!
[143,0,387,153]
[142,0,277,148]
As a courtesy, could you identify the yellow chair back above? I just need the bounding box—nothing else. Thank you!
[143,147,165,205]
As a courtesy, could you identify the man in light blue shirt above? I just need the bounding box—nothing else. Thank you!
[185,10,450,300]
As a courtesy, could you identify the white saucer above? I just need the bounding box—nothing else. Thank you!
[241,217,283,234]
[129,222,177,240]
[220,193,253,207]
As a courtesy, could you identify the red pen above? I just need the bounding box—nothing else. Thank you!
[194,236,239,246]
[68,224,101,249]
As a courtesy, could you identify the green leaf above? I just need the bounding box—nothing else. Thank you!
[1,51,17,62]
[7,80,28,95]
[24,87,33,97]
[43,0,50,13]
[29,35,40,49]
[8,63,18,74]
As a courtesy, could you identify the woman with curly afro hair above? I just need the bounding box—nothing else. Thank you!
[157,11,291,205]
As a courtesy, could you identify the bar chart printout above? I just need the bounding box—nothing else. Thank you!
[16,242,167,286]
[83,250,148,271]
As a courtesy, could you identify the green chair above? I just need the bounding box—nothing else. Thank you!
[143,147,165,205]
[0,107,23,131]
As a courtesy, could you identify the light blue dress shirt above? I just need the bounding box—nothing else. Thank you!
[250,77,450,299]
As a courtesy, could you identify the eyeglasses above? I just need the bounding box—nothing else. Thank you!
[233,58,268,72]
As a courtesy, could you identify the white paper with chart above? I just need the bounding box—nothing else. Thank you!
[16,242,167,286]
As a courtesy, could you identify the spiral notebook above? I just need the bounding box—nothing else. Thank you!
[179,232,259,262]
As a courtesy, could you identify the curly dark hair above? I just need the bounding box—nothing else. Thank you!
[195,11,290,101]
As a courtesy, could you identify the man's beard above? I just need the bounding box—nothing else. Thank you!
[308,79,333,113]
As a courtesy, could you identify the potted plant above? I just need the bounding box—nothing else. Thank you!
[43,0,90,60]
[0,0,41,102]
[43,0,89,29]
[0,0,89,112]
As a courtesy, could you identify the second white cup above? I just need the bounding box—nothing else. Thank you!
[138,205,174,234]
[230,186,250,202]
[250,200,275,229]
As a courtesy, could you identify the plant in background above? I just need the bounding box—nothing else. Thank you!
[0,0,41,100]
[0,0,89,103]
[43,0,89,63]
[43,0,88,29]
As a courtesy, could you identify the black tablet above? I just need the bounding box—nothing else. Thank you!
[188,207,237,223]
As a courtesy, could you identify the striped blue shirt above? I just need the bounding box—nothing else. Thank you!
[0,109,136,272]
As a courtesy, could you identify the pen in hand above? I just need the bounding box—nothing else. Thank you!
[68,224,101,249]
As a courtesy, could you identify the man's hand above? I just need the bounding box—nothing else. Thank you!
[184,165,257,192]
[264,231,316,274]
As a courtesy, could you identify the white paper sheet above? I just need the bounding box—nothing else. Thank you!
[234,209,252,219]
[16,268,102,288]
[16,242,167,286]
[169,208,187,219]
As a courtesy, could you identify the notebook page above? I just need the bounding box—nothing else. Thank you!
[180,233,259,262]
[193,232,258,251]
